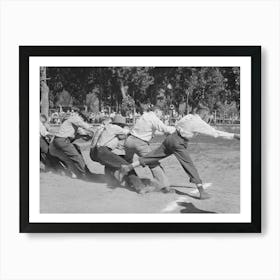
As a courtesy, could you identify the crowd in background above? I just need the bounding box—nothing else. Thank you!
[48,105,240,127]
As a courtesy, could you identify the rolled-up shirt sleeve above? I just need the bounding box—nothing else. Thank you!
[152,116,176,134]
[71,116,92,131]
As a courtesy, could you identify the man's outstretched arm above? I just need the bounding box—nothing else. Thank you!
[192,117,240,140]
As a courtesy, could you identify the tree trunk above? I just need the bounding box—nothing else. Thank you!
[120,81,128,99]
[185,89,189,114]
[40,67,49,118]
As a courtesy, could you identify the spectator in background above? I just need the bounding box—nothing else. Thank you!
[164,114,170,125]
[110,111,116,119]
[100,110,105,119]
[51,112,59,124]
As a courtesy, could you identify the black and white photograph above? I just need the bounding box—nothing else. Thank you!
[20,46,260,232]
[3,0,280,279]
[39,66,241,213]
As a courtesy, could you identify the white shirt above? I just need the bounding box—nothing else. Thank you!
[40,121,49,137]
[131,111,176,142]
[97,124,129,150]
[175,114,235,139]
[56,113,92,138]
[111,139,126,156]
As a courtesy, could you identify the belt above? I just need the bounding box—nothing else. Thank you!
[54,136,69,140]
[130,134,149,144]
[54,136,73,142]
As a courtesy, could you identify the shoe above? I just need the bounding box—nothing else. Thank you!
[120,164,133,175]
[40,162,46,172]
[161,186,176,194]
[197,187,211,200]
[114,170,125,183]
[137,186,156,194]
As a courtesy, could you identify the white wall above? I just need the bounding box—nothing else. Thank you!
[0,0,279,279]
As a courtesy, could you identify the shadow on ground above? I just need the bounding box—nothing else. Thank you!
[178,202,216,213]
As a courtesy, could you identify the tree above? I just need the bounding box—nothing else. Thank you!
[173,67,229,113]
[111,67,154,96]
[44,66,240,115]
[220,67,240,110]
[40,67,49,117]
[109,67,154,113]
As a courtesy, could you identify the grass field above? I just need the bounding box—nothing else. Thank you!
[40,132,240,214]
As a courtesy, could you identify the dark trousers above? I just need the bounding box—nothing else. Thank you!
[51,137,86,176]
[92,146,128,171]
[91,146,143,190]
[41,136,64,170]
[40,136,49,154]
[139,132,202,184]
[40,136,49,164]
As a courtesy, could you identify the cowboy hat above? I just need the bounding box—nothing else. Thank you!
[112,115,126,126]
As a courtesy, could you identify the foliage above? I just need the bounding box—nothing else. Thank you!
[121,95,136,115]
[43,66,240,114]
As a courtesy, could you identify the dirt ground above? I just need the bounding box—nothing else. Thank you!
[40,133,240,214]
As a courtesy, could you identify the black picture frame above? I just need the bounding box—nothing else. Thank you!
[20,46,261,233]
